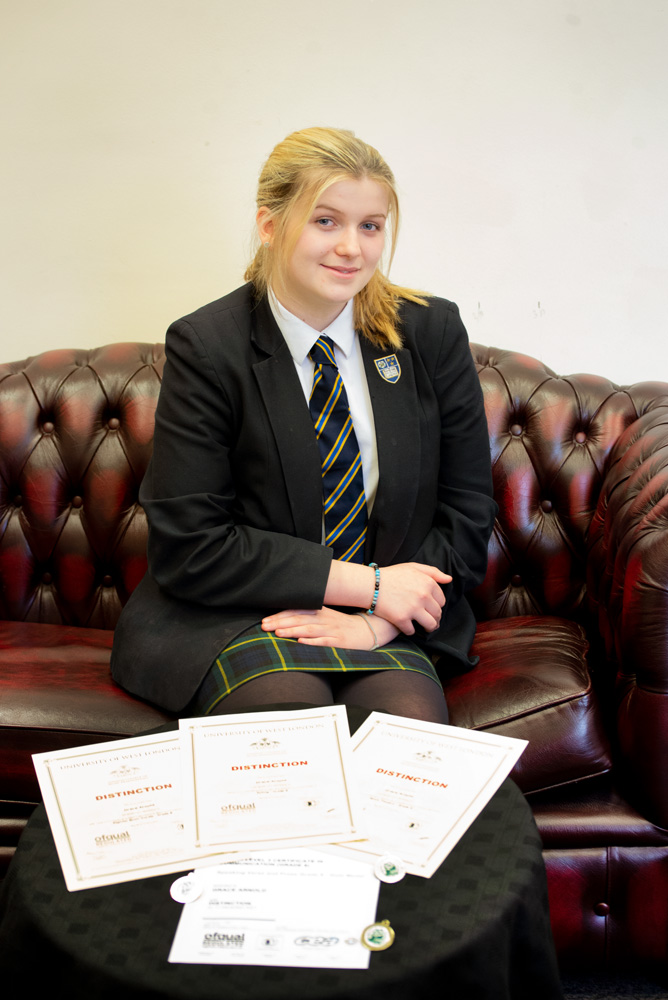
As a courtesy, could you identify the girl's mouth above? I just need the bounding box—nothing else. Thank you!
[322,265,359,275]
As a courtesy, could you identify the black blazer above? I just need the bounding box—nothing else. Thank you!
[110,284,497,711]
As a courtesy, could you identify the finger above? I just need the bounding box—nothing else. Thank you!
[419,584,445,609]
[262,610,316,629]
[411,564,452,584]
[424,612,442,632]
[409,579,446,612]
[433,588,446,609]
[411,609,440,633]
[273,621,324,638]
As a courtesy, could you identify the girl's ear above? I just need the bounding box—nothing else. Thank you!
[256,207,275,246]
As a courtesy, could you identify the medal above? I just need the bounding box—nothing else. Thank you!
[374,855,406,883]
[361,919,395,951]
[170,872,203,903]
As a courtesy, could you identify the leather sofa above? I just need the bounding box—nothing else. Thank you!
[1,341,667,975]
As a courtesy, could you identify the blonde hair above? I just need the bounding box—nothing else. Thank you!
[244,127,428,350]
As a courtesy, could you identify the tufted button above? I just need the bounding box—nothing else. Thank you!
[574,431,587,444]
[72,495,83,508]
[42,421,54,434]
[541,500,553,513]
[510,424,523,437]
[108,417,120,430]
[511,574,523,586]
[42,572,53,585]
[102,575,113,587]
[594,902,610,917]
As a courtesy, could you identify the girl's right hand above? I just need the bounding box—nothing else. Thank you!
[373,562,451,634]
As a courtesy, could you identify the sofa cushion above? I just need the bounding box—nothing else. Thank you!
[0,621,173,802]
[446,615,612,794]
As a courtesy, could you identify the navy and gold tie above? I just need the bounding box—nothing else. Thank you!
[309,336,367,563]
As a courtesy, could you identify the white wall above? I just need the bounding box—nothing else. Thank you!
[2,0,667,384]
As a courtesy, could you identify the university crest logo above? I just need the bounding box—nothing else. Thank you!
[374,354,401,383]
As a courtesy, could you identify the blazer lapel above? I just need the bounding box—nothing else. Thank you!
[361,338,421,564]
[250,297,323,543]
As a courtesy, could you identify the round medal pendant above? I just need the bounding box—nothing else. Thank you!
[374,856,406,883]
[361,919,395,951]
[170,872,203,904]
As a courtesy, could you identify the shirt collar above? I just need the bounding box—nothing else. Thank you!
[268,289,355,365]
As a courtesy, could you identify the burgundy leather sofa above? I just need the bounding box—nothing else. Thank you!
[1,341,667,974]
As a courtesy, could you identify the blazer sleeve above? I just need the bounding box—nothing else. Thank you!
[407,301,497,616]
[141,318,333,609]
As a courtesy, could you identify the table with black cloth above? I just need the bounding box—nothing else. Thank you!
[0,707,563,1000]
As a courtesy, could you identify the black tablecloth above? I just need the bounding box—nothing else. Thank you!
[0,711,563,1000]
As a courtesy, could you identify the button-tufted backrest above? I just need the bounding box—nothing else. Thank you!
[469,345,668,624]
[1,341,666,633]
[0,344,165,627]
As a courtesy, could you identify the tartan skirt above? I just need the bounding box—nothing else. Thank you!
[188,622,442,716]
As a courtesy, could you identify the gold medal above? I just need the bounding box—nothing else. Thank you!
[361,919,395,951]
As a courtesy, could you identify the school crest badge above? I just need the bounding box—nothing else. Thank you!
[374,354,401,383]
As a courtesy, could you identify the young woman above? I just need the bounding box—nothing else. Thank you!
[110,127,497,725]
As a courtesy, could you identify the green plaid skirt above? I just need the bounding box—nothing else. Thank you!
[189,622,441,716]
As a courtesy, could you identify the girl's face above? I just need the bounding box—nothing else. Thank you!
[265,176,389,331]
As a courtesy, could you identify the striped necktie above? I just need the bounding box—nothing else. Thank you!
[308,336,367,563]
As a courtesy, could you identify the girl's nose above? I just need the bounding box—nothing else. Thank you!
[335,227,360,257]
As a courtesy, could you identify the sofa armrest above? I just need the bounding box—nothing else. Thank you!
[587,396,668,827]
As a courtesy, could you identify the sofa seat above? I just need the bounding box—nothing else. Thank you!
[0,621,173,803]
[448,615,612,793]
[2,615,608,805]
[531,780,668,847]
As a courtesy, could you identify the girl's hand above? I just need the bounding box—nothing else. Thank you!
[261,608,400,649]
[325,559,452,634]
[374,563,452,634]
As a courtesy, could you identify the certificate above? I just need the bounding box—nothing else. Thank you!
[327,712,527,877]
[33,732,209,891]
[168,849,380,969]
[179,705,363,854]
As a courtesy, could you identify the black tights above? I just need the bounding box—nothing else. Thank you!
[207,669,449,725]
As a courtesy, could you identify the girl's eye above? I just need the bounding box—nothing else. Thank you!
[315,217,334,227]
[361,222,380,232]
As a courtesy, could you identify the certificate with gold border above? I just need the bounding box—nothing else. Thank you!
[33,732,211,891]
[179,705,363,854]
[324,712,527,878]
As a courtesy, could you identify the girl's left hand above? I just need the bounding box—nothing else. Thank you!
[261,607,399,649]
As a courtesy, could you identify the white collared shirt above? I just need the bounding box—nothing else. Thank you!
[268,290,379,513]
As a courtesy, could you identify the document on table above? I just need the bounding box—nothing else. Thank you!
[32,706,363,891]
[325,712,528,878]
[179,705,363,853]
[32,731,209,891]
[168,849,380,969]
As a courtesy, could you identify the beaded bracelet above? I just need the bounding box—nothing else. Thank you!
[367,562,380,615]
[356,612,379,650]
